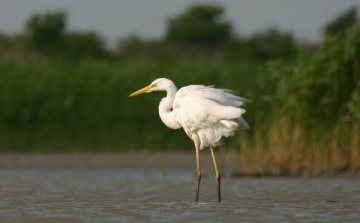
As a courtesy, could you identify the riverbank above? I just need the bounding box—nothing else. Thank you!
[0,152,225,170]
[1,152,359,177]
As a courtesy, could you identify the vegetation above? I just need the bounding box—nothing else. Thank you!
[324,6,358,36]
[232,20,360,176]
[25,11,66,52]
[0,5,359,175]
[117,4,296,61]
[0,59,263,152]
[165,4,232,45]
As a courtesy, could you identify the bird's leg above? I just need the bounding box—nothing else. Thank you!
[210,147,221,202]
[195,144,201,202]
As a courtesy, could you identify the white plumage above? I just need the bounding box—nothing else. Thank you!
[129,78,249,202]
[173,85,248,149]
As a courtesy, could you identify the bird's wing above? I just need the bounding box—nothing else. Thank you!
[174,96,244,128]
[174,85,246,109]
[173,85,246,128]
[173,92,245,148]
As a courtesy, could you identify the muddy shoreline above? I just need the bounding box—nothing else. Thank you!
[1,152,359,177]
[0,152,228,170]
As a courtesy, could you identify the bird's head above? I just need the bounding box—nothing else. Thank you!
[129,78,174,97]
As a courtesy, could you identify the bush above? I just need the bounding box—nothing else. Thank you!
[25,11,66,52]
[265,22,360,133]
[165,4,232,45]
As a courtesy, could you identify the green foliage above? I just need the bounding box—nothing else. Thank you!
[24,10,109,59]
[0,33,12,50]
[117,3,295,62]
[265,21,360,135]
[0,59,262,151]
[116,29,296,62]
[225,28,295,61]
[2,4,359,157]
[60,32,108,59]
[117,35,145,57]
[25,11,66,52]
[324,6,358,36]
[165,4,232,45]
[244,28,295,60]
[117,35,164,60]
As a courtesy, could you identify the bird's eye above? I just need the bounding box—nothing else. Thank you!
[152,83,157,87]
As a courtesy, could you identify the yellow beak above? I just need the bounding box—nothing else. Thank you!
[129,84,153,97]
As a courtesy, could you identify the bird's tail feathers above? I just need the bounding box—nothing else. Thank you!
[237,116,250,129]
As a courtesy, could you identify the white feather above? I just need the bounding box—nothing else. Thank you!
[142,78,249,150]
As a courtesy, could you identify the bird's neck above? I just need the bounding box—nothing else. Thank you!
[158,87,180,129]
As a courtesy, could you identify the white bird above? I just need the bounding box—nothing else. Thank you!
[129,78,249,202]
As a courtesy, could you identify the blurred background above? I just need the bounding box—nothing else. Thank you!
[0,0,359,175]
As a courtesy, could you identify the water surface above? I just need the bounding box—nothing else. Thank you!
[0,168,359,222]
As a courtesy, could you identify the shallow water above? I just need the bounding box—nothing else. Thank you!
[0,168,359,223]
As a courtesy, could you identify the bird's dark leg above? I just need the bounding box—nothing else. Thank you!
[195,144,201,202]
[210,147,221,202]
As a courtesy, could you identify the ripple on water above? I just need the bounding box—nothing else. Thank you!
[0,169,359,222]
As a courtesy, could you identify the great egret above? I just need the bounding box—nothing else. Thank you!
[129,78,249,202]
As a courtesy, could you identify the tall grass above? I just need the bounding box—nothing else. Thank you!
[0,59,263,152]
[230,22,360,176]
[231,119,360,176]
[1,23,359,175]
